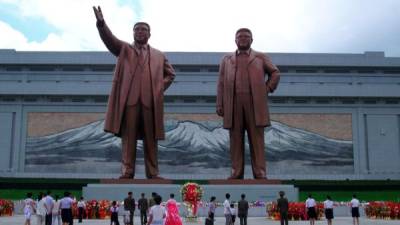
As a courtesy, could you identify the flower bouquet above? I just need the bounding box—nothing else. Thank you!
[180,182,203,221]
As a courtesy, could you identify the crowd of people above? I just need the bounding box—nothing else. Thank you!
[22,191,363,225]
[23,191,75,225]
[276,192,361,225]
[22,191,184,225]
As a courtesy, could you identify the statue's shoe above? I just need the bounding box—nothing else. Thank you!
[227,175,243,179]
[119,174,134,179]
[148,175,164,179]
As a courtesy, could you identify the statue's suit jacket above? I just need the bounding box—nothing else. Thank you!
[217,49,280,129]
[97,22,175,139]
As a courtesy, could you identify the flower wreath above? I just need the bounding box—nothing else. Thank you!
[180,182,203,217]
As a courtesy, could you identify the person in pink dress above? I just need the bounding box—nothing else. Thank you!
[165,194,182,225]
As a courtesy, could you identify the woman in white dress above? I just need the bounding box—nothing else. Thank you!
[36,193,46,225]
[147,195,166,225]
[52,195,62,225]
[24,192,36,225]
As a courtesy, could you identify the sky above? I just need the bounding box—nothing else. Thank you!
[0,0,399,56]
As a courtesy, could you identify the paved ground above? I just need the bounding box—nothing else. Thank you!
[1,215,399,225]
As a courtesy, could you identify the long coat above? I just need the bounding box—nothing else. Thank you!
[97,22,175,139]
[216,49,280,129]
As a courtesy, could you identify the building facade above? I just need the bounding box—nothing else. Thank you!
[0,49,399,179]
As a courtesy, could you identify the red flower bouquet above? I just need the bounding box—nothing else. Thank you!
[180,182,203,218]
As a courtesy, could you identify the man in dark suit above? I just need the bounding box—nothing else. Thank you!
[148,192,157,209]
[124,192,135,225]
[138,193,148,225]
[238,194,249,225]
[277,191,289,225]
[93,6,175,179]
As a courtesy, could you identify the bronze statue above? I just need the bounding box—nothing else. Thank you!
[216,28,280,179]
[93,6,175,179]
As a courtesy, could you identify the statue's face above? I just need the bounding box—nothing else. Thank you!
[133,24,150,44]
[235,31,253,50]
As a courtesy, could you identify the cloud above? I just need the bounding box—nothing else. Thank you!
[297,0,400,56]
[0,20,30,48]
[0,0,138,51]
[0,0,399,56]
[140,0,313,52]
[139,0,400,56]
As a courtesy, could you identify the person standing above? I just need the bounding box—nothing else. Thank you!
[77,197,86,223]
[276,191,289,225]
[44,191,54,225]
[216,28,280,179]
[110,201,121,225]
[223,193,232,225]
[148,192,157,209]
[305,194,317,225]
[52,195,62,225]
[124,192,135,225]
[147,195,166,225]
[24,192,36,225]
[93,5,175,179]
[60,192,74,225]
[138,193,149,225]
[165,193,182,225]
[350,194,360,225]
[36,193,46,225]
[208,196,217,225]
[237,194,249,225]
[324,196,334,225]
[230,203,236,225]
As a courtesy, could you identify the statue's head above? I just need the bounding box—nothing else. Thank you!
[235,28,253,51]
[133,22,151,44]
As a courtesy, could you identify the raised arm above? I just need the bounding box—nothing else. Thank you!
[93,6,123,56]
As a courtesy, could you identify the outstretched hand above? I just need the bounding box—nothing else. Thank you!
[93,6,104,22]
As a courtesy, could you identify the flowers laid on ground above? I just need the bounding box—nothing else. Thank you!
[266,202,324,220]
[180,182,203,219]
[98,200,111,219]
[365,201,400,219]
[86,199,100,219]
[71,199,115,219]
[0,199,14,216]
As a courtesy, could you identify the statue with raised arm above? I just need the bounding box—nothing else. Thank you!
[93,6,175,179]
[216,28,280,179]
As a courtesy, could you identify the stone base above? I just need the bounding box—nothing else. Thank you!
[101,178,174,184]
[83,179,298,203]
[99,178,281,185]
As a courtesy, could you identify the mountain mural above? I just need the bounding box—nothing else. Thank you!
[25,120,353,175]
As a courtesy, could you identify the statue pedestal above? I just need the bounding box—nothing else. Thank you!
[83,179,298,216]
[83,179,298,205]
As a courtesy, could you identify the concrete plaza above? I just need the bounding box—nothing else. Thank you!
[1,215,399,225]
